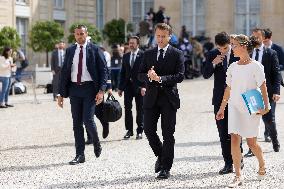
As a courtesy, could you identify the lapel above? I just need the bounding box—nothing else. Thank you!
[133,50,141,68]
[125,52,131,70]
[152,47,158,67]
[69,45,77,66]
[86,42,93,67]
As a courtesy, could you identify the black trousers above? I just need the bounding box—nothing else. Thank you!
[144,90,176,171]
[87,100,109,140]
[214,105,233,166]
[263,100,278,142]
[69,83,100,156]
[124,85,143,134]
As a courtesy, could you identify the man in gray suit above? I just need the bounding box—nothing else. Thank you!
[51,41,65,101]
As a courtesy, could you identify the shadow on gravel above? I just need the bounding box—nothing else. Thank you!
[175,141,220,147]
[174,155,223,162]
[0,143,74,152]
[0,162,67,172]
[44,171,224,189]
[0,139,124,152]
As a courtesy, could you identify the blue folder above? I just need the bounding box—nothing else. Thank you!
[241,89,264,115]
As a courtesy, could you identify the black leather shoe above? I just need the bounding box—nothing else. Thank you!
[219,165,233,175]
[155,157,162,173]
[0,105,8,108]
[85,138,93,145]
[123,131,133,139]
[69,155,85,165]
[5,104,14,107]
[136,133,143,140]
[156,169,170,179]
[265,135,272,142]
[272,140,280,152]
[102,124,109,139]
[94,143,102,158]
[244,149,254,157]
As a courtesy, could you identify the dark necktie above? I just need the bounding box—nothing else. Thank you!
[223,55,227,70]
[255,49,260,61]
[130,53,135,68]
[158,49,164,63]
[77,46,83,84]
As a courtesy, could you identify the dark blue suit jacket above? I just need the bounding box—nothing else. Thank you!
[118,49,145,93]
[259,48,281,99]
[271,43,284,70]
[59,42,108,98]
[138,45,184,109]
[203,49,239,105]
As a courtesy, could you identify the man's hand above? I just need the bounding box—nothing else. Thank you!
[272,94,280,102]
[141,88,146,96]
[57,96,64,108]
[147,66,156,80]
[107,88,113,95]
[212,55,225,65]
[118,90,123,97]
[95,90,104,105]
[52,71,56,75]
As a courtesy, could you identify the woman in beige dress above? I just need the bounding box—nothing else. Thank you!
[216,35,270,188]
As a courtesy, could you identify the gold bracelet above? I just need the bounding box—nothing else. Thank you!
[222,99,228,102]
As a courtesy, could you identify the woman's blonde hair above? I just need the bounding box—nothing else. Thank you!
[230,34,260,53]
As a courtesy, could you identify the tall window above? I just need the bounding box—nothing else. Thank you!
[96,0,104,30]
[15,0,27,5]
[131,0,154,32]
[16,17,28,54]
[235,0,260,35]
[54,0,64,9]
[182,0,205,37]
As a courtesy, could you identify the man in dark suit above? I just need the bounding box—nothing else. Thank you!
[245,28,281,157]
[263,28,284,87]
[58,25,108,165]
[203,32,240,175]
[138,23,184,179]
[118,36,145,140]
[51,41,65,101]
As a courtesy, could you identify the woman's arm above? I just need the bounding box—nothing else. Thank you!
[259,81,270,115]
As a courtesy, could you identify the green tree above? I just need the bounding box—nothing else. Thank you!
[29,21,64,67]
[68,22,102,44]
[0,26,21,52]
[103,18,133,45]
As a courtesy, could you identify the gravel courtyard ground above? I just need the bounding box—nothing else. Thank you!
[0,78,283,189]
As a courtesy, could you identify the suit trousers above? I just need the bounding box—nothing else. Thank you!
[124,85,144,134]
[69,83,100,156]
[214,105,233,166]
[144,89,176,171]
[263,100,278,142]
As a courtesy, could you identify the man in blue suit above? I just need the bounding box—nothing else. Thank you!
[263,28,284,87]
[58,25,108,165]
[203,32,242,175]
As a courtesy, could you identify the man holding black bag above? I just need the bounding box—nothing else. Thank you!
[118,36,145,140]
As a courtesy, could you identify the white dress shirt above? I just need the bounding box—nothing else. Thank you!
[71,41,92,82]
[252,43,264,63]
[157,44,169,60]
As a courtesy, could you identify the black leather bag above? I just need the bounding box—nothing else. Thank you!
[103,94,122,122]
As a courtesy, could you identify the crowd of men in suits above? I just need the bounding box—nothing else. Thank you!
[54,23,283,182]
